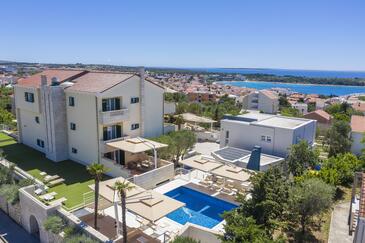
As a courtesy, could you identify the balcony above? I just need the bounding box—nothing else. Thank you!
[99,108,129,125]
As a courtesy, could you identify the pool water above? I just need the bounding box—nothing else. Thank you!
[164,186,237,228]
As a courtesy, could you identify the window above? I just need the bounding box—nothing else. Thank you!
[36,139,44,148]
[226,131,229,139]
[70,123,76,130]
[103,125,122,141]
[69,96,75,107]
[71,147,78,154]
[131,123,140,130]
[266,136,272,142]
[35,116,39,124]
[131,97,140,104]
[102,98,120,111]
[25,92,34,103]
[261,135,266,141]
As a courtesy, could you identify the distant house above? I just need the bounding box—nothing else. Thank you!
[303,110,332,130]
[187,91,216,103]
[352,102,365,115]
[350,115,365,156]
[240,90,279,114]
[292,102,308,115]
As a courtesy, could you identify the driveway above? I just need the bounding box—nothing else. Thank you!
[0,210,39,243]
[194,142,220,156]
[328,202,354,243]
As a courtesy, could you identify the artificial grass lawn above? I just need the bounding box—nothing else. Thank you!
[0,133,102,209]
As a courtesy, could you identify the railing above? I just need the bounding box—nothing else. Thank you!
[175,167,192,181]
[63,191,96,212]
[99,108,129,124]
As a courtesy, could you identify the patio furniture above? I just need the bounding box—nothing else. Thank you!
[40,191,57,201]
[49,197,67,206]
[48,178,65,187]
[199,179,212,187]
[40,171,47,176]
[34,188,44,195]
[44,174,60,183]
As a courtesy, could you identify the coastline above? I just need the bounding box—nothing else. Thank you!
[219,80,365,88]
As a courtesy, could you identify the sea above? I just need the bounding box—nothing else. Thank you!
[185,68,365,96]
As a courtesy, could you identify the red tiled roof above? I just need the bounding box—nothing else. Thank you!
[352,102,365,113]
[305,109,331,121]
[66,72,136,93]
[260,90,278,99]
[17,69,86,88]
[351,115,365,133]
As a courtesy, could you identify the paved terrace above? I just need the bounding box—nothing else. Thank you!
[0,133,110,210]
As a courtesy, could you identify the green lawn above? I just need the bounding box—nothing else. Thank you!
[0,133,103,209]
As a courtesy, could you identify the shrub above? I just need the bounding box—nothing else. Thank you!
[0,184,20,204]
[171,236,200,243]
[43,215,64,234]
[64,234,98,243]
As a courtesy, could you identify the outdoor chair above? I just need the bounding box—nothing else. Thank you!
[44,174,60,183]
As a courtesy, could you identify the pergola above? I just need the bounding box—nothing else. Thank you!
[106,137,168,169]
[179,113,216,130]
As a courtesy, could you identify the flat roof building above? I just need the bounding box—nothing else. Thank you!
[220,112,316,157]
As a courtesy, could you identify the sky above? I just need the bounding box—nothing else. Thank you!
[1,0,365,71]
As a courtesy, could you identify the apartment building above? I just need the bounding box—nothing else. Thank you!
[240,90,279,114]
[350,115,365,156]
[14,69,164,168]
[220,112,316,157]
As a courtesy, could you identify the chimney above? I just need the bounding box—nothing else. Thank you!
[247,145,261,171]
[41,75,47,86]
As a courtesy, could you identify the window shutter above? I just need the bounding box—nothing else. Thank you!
[116,125,122,137]
[115,98,120,110]
[103,127,108,140]
[102,100,107,112]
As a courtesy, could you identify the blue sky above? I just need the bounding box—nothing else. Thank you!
[1,0,364,71]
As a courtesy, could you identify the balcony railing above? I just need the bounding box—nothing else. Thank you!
[99,108,129,125]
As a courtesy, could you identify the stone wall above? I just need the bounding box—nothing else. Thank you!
[0,194,22,225]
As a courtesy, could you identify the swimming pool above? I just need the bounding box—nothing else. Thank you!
[164,186,237,228]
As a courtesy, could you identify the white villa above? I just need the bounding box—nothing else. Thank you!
[14,68,167,178]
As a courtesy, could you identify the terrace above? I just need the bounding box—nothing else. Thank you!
[0,133,106,210]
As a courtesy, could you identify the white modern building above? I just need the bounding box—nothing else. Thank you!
[14,69,165,174]
[292,102,308,115]
[350,115,365,156]
[240,90,279,114]
[220,112,317,157]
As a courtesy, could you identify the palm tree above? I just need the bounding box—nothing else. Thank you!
[114,180,135,243]
[87,163,108,229]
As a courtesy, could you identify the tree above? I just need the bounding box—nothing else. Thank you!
[237,167,289,233]
[289,178,334,234]
[320,153,363,186]
[153,130,196,165]
[361,133,365,159]
[278,95,291,109]
[286,140,319,176]
[280,107,301,117]
[0,184,20,205]
[64,234,99,243]
[221,212,284,243]
[114,180,135,243]
[325,120,352,157]
[174,115,184,130]
[87,163,109,229]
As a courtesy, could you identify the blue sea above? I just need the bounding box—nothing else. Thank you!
[221,81,365,96]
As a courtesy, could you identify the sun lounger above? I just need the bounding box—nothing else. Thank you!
[40,191,57,201]
[48,178,65,187]
[44,175,60,183]
[40,171,47,176]
[199,180,212,187]
[34,188,44,195]
[49,197,67,206]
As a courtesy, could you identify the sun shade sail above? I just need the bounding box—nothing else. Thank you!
[106,137,168,153]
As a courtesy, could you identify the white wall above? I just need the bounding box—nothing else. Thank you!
[258,92,278,114]
[65,91,98,166]
[17,109,46,153]
[164,101,176,115]
[144,81,164,138]
[14,85,41,114]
